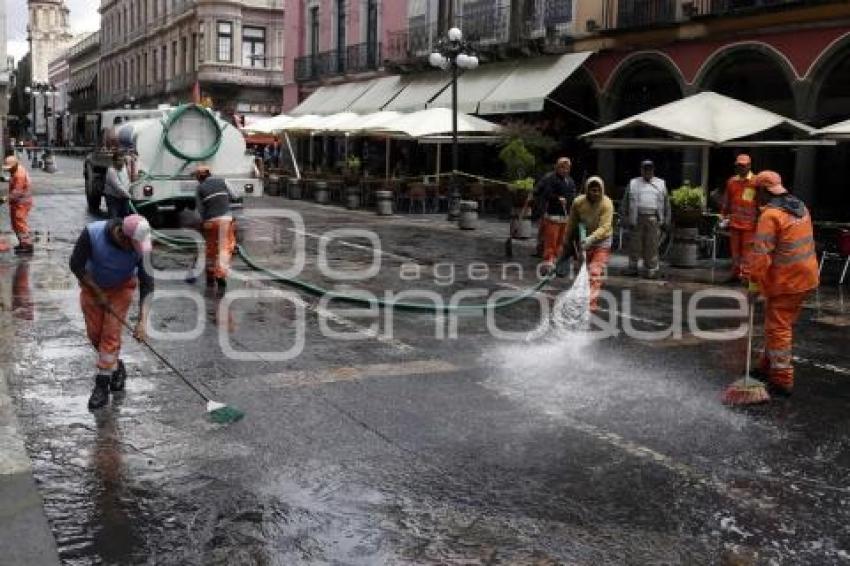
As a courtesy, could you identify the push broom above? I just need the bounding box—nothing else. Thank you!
[104,304,245,423]
[721,297,770,406]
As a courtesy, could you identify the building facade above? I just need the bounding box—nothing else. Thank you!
[282,0,410,110]
[98,0,284,118]
[47,51,71,145]
[27,0,75,83]
[67,32,100,145]
[0,0,9,152]
[293,0,850,220]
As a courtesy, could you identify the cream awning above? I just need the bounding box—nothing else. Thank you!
[815,118,850,139]
[478,52,592,115]
[291,81,374,116]
[427,62,517,114]
[348,76,406,113]
[383,72,453,113]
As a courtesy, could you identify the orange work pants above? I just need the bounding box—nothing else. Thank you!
[587,246,611,312]
[81,280,135,372]
[541,218,568,265]
[10,201,33,246]
[759,292,808,392]
[728,228,755,279]
[203,217,237,279]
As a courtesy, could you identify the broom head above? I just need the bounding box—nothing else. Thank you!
[206,400,245,424]
[722,377,770,406]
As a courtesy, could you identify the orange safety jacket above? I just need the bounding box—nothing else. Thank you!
[749,197,819,297]
[8,166,33,206]
[722,172,757,231]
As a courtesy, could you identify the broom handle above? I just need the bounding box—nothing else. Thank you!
[744,298,755,384]
[102,302,212,403]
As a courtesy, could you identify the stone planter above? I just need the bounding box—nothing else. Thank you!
[670,226,699,268]
[287,178,302,199]
[459,200,479,230]
[314,181,329,204]
[376,190,394,216]
[345,186,360,210]
[511,206,533,239]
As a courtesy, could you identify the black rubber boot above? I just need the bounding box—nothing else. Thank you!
[216,278,227,290]
[87,374,111,410]
[14,244,34,255]
[110,360,126,392]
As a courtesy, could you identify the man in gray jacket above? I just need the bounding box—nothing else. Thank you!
[621,160,671,278]
[104,152,131,218]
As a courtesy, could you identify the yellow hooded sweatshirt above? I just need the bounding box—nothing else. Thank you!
[564,176,614,248]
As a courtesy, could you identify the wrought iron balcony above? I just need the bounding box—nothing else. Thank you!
[685,0,844,17]
[458,1,510,46]
[295,43,382,82]
[525,0,574,40]
[603,0,678,29]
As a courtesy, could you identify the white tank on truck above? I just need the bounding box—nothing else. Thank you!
[84,105,262,221]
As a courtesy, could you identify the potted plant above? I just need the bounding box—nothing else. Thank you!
[669,181,706,267]
[670,181,705,228]
[499,140,536,239]
[343,156,362,209]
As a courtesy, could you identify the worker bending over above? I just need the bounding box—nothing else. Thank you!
[194,164,236,291]
[69,215,153,410]
[564,176,614,312]
[747,171,819,397]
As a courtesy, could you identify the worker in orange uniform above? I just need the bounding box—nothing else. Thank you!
[534,157,576,273]
[747,171,819,397]
[194,164,236,292]
[69,215,154,410]
[563,176,614,312]
[721,154,758,281]
[2,156,35,254]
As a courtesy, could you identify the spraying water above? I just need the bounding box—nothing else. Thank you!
[551,261,591,336]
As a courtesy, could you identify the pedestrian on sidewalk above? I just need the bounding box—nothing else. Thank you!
[747,171,819,397]
[621,160,670,278]
[721,154,758,282]
[2,156,35,255]
[534,157,576,272]
[69,215,153,410]
[194,164,236,292]
[104,152,132,219]
[564,176,614,312]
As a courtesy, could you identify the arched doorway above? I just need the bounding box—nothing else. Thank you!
[606,54,685,197]
[697,45,798,196]
[809,35,850,221]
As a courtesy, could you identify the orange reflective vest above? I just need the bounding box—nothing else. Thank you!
[8,167,33,206]
[722,173,757,231]
[749,203,819,297]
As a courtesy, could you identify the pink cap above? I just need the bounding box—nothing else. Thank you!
[122,214,153,254]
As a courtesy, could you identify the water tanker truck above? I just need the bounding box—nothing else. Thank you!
[84,105,262,221]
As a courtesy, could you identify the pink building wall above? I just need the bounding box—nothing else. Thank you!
[282,0,410,112]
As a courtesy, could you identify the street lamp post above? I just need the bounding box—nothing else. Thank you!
[429,27,478,220]
[23,83,57,171]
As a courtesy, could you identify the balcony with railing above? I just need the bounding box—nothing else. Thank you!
[603,0,679,30]
[525,0,574,41]
[295,42,382,82]
[458,2,510,47]
[685,0,846,17]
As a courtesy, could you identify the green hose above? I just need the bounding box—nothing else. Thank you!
[132,104,553,313]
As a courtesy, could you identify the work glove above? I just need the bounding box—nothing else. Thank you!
[133,319,147,342]
[580,237,593,251]
[0,196,6,204]
[745,280,761,301]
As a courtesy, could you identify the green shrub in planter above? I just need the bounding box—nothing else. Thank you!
[670,182,706,226]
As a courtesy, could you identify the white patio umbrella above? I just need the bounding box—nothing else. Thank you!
[580,91,826,187]
[374,107,502,138]
[244,114,294,134]
[815,118,850,139]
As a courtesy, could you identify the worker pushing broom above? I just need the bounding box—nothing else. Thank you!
[722,170,819,405]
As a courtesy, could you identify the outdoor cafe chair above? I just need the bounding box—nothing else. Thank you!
[819,229,850,285]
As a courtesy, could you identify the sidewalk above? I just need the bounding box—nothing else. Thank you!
[0,366,61,566]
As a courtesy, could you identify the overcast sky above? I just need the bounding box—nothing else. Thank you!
[7,0,100,62]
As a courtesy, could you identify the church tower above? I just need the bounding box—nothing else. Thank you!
[27,0,74,83]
